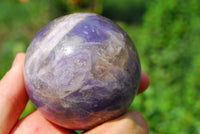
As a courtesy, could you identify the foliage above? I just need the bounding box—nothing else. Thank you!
[129,0,200,133]
[102,0,146,24]
[0,0,199,133]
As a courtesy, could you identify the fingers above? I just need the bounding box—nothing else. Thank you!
[11,110,76,134]
[85,110,149,134]
[0,53,28,134]
[137,71,150,94]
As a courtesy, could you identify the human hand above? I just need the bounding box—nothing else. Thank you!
[0,53,149,134]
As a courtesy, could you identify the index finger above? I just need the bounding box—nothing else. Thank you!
[0,53,28,134]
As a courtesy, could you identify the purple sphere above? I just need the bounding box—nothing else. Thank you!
[24,13,141,130]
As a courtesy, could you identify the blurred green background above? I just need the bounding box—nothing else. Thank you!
[0,0,200,133]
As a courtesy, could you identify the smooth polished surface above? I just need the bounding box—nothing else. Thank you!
[24,13,141,130]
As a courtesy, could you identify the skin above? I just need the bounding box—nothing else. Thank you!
[0,53,149,134]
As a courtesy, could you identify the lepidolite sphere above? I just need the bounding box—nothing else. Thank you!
[24,13,141,130]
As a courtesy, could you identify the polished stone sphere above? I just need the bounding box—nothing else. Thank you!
[24,13,141,130]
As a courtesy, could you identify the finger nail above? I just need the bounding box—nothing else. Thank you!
[129,110,149,132]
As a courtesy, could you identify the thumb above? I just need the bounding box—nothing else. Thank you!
[85,110,149,134]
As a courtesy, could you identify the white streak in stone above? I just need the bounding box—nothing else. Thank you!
[26,13,92,76]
